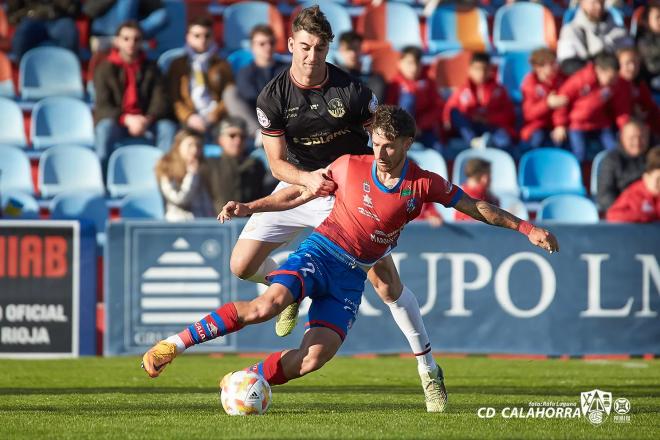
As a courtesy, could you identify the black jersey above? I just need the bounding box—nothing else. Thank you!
[255,63,377,171]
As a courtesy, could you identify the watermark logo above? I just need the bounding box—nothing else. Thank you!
[581,389,612,425]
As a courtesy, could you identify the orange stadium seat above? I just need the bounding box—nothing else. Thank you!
[358,1,423,52]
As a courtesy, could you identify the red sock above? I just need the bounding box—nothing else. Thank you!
[178,303,243,348]
[247,351,289,385]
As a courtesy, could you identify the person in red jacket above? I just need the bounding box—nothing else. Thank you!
[387,46,444,151]
[552,52,632,161]
[617,47,660,140]
[443,52,516,151]
[607,146,660,223]
[454,158,499,221]
[521,48,568,150]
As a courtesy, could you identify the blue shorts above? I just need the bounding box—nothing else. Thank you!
[267,233,367,341]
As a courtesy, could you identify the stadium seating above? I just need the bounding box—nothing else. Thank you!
[0,190,40,219]
[562,7,624,27]
[107,146,163,198]
[630,5,645,38]
[50,191,109,241]
[590,149,609,198]
[498,194,529,221]
[152,0,187,56]
[249,147,270,170]
[493,2,557,53]
[39,145,105,198]
[0,52,15,98]
[0,98,28,147]
[497,51,531,103]
[299,1,352,49]
[222,1,286,53]
[119,190,165,219]
[537,194,600,223]
[452,148,519,198]
[360,2,422,51]
[431,50,471,92]
[409,147,448,178]
[157,48,186,74]
[19,47,84,101]
[368,47,401,82]
[0,145,34,195]
[30,97,95,149]
[226,49,255,75]
[518,148,586,201]
[426,5,491,54]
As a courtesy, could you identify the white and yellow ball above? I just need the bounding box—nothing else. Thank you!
[219,370,272,415]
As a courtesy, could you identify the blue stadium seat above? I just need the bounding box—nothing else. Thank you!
[249,147,270,171]
[497,51,531,103]
[383,2,423,50]
[427,5,491,54]
[498,194,529,221]
[590,149,609,198]
[518,148,586,201]
[119,190,165,219]
[151,0,187,56]
[300,1,352,49]
[204,144,222,158]
[1,190,40,219]
[50,191,109,241]
[19,47,84,101]
[493,2,557,53]
[562,7,624,27]
[538,194,599,223]
[452,148,519,198]
[38,145,105,198]
[0,97,28,147]
[31,97,94,149]
[223,1,285,52]
[157,48,185,74]
[408,146,452,221]
[227,49,255,75]
[0,145,34,194]
[107,145,163,198]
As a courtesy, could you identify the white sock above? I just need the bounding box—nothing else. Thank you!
[386,286,437,373]
[245,257,279,285]
[165,334,186,354]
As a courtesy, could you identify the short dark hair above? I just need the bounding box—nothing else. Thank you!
[292,6,334,44]
[371,105,416,140]
[338,31,362,46]
[471,52,491,65]
[250,24,275,41]
[401,46,423,63]
[115,20,142,37]
[530,48,556,66]
[464,158,491,179]
[187,16,213,31]
[594,51,620,71]
[646,146,660,173]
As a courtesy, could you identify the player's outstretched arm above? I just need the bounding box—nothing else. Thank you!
[217,185,317,223]
[453,193,560,254]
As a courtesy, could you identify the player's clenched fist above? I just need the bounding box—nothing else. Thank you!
[528,227,560,254]
[217,201,251,223]
[304,168,336,197]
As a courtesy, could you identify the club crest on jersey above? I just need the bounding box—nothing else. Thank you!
[256,107,270,128]
[406,197,417,213]
[363,181,370,193]
[327,98,346,118]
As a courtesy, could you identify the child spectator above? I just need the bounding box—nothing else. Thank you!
[552,52,632,161]
[455,158,499,221]
[521,48,568,149]
[387,46,444,150]
[443,53,516,150]
[636,1,660,93]
[336,31,386,102]
[156,128,215,221]
[607,146,660,223]
[617,48,660,138]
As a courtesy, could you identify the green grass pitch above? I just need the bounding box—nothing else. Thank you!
[0,355,657,439]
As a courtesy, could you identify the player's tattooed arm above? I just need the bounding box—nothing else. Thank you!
[217,186,317,223]
[454,193,560,253]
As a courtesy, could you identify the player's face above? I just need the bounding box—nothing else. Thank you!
[114,27,142,60]
[186,25,212,53]
[618,51,639,81]
[371,129,412,173]
[289,30,329,77]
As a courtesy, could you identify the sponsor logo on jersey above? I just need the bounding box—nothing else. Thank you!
[363,194,373,208]
[357,207,380,221]
[368,93,378,113]
[293,128,351,146]
[327,98,346,118]
[401,187,412,197]
[256,107,270,128]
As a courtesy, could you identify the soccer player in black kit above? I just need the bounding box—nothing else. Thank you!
[228,6,447,412]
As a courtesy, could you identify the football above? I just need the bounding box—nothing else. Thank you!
[219,370,272,416]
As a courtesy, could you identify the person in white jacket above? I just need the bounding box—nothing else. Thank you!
[155,128,215,221]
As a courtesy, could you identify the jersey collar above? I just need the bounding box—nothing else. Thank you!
[371,159,409,194]
[289,64,329,90]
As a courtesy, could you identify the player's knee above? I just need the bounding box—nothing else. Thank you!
[230,253,256,280]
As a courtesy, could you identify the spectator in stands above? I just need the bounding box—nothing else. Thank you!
[8,0,81,60]
[168,16,233,138]
[84,0,168,40]
[335,31,386,102]
[617,48,660,138]
[387,46,444,151]
[236,25,288,112]
[201,117,266,210]
[455,158,499,221]
[94,21,177,166]
[552,52,631,161]
[597,119,650,211]
[557,0,632,75]
[443,52,516,151]
[156,128,215,221]
[606,145,660,223]
[636,1,660,93]
[521,48,568,150]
